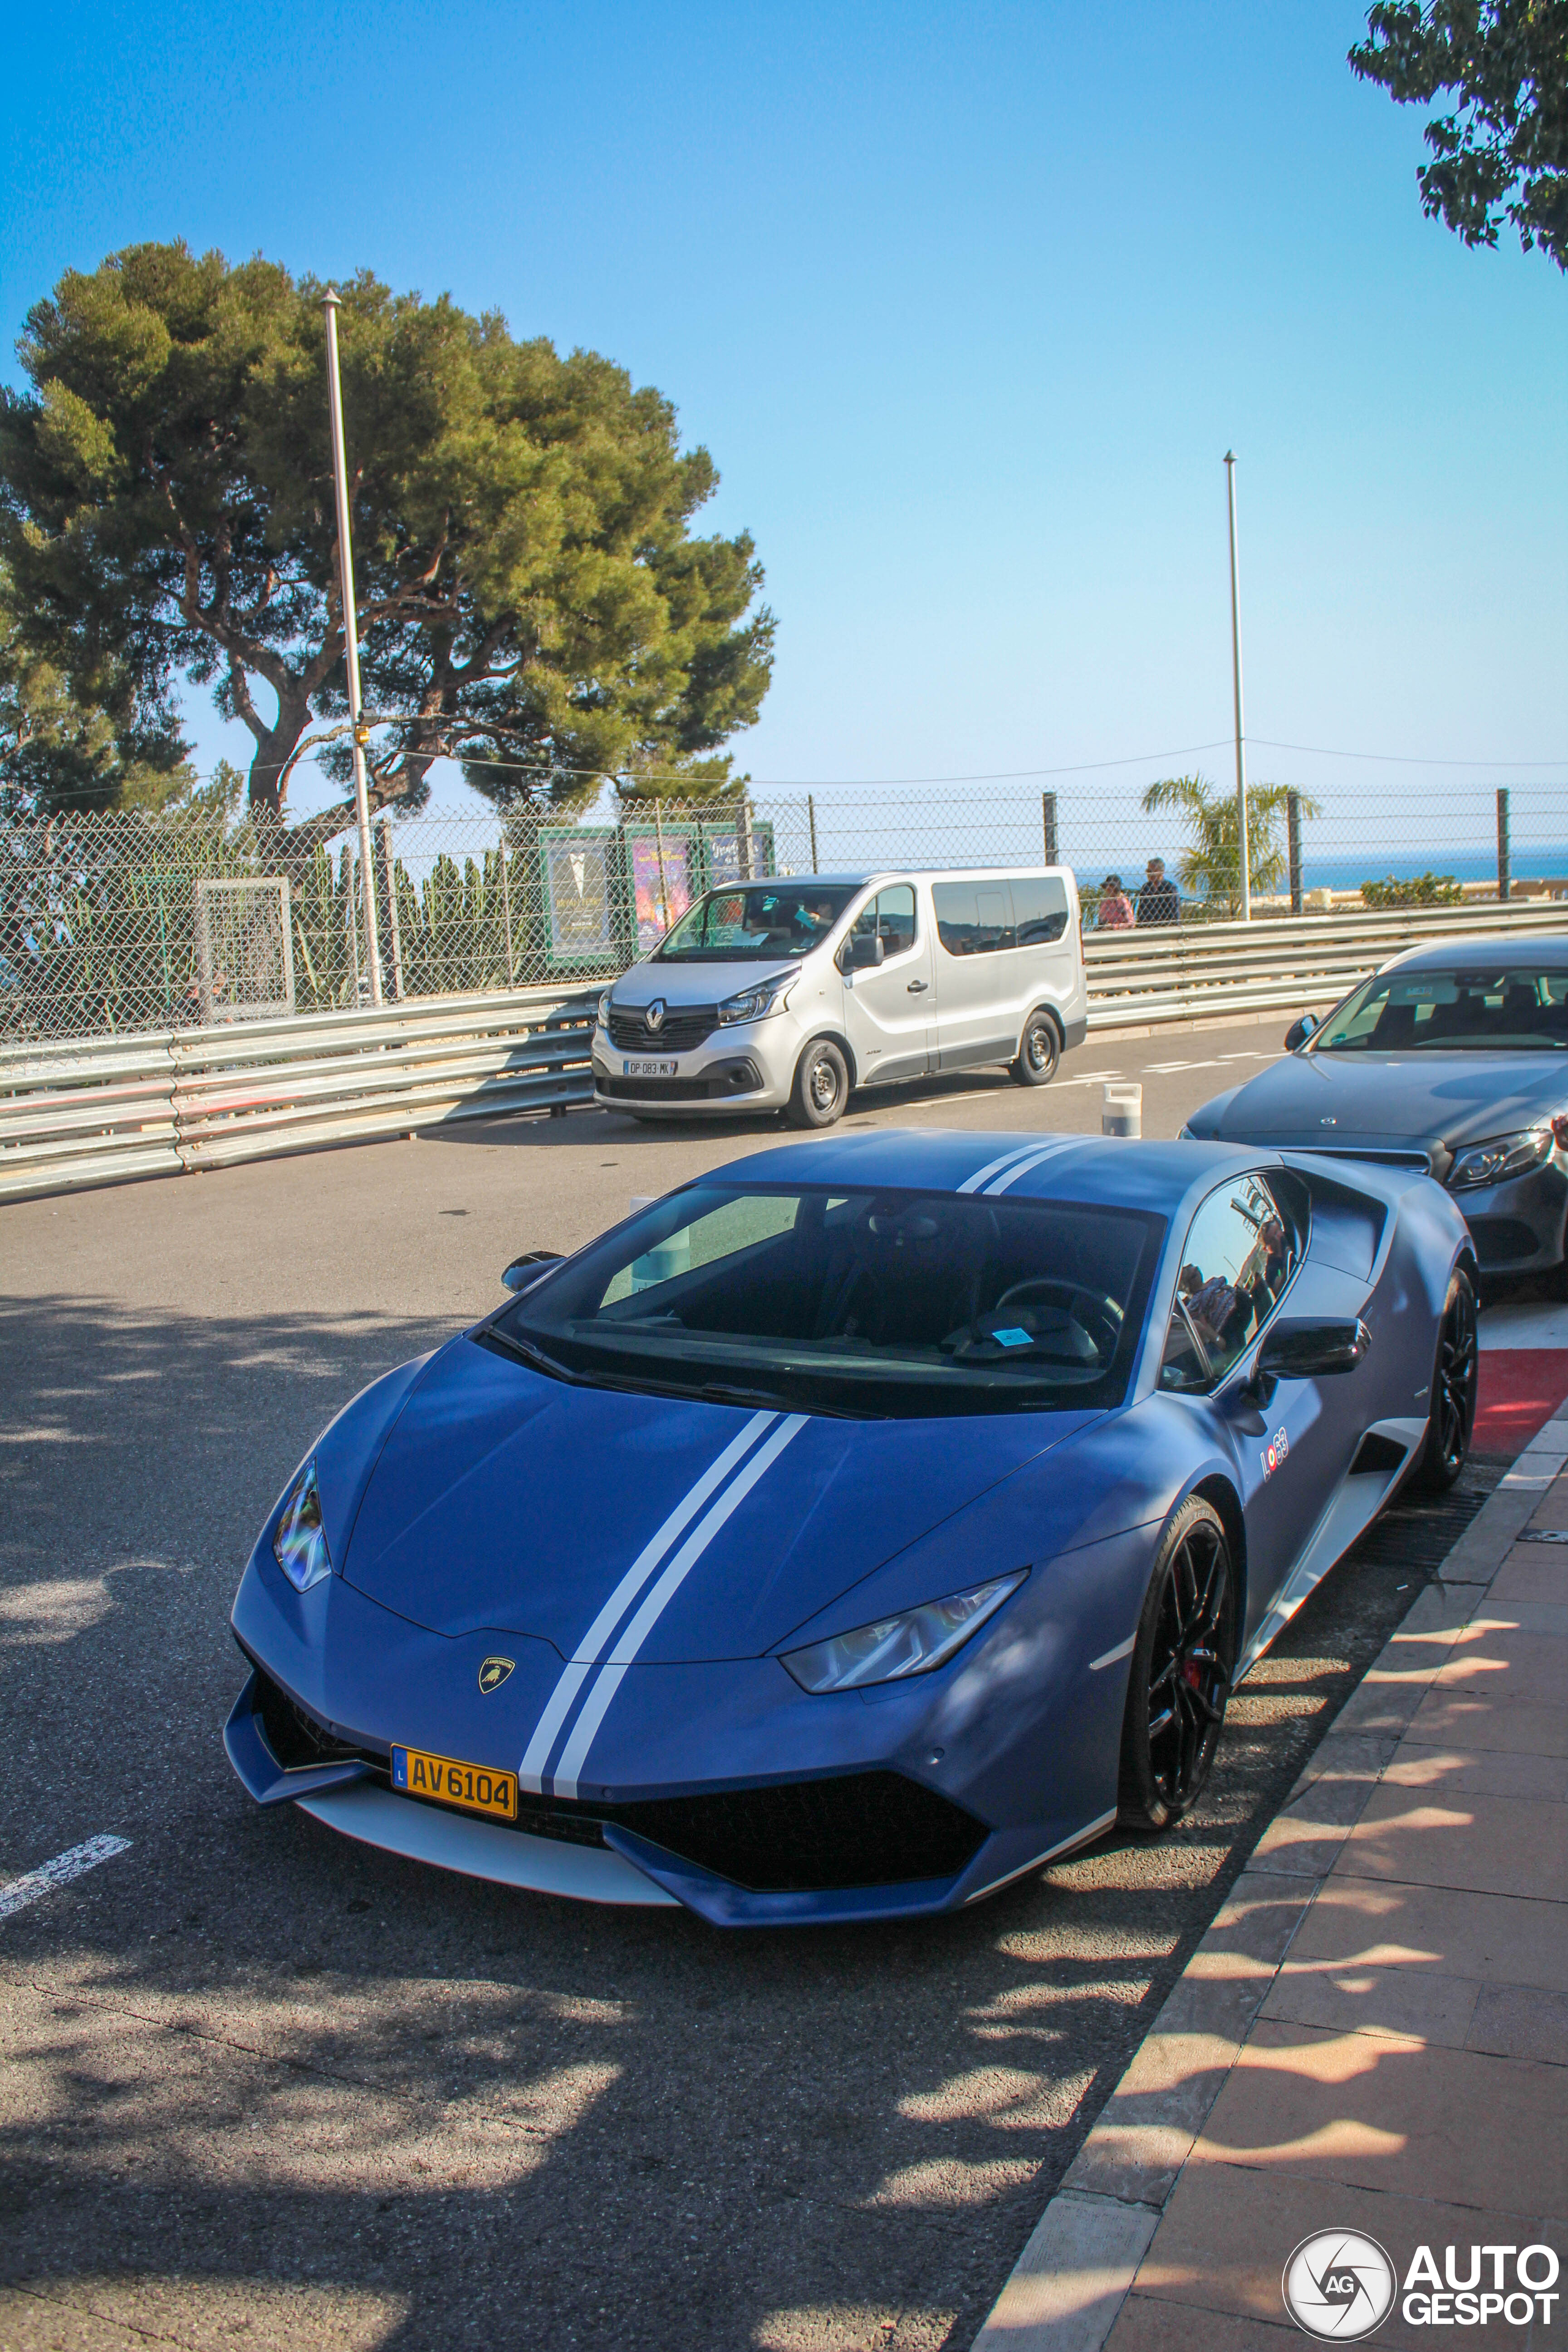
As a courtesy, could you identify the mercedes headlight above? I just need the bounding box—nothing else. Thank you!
[597,989,612,1028]
[273,1461,331,1593]
[780,1570,1026,1694]
[1447,1127,1555,1190]
[718,975,795,1026]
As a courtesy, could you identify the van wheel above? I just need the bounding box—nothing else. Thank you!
[1011,1010,1061,1087]
[787,1039,849,1128]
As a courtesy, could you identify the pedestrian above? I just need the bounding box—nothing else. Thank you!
[1135,855,1182,925]
[1096,874,1134,929]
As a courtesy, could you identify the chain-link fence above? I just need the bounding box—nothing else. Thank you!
[4,777,1566,1047]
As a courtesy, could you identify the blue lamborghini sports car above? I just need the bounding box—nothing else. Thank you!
[225,1131,1478,1928]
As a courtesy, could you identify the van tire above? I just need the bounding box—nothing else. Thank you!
[787,1039,850,1128]
[1011,1009,1061,1087]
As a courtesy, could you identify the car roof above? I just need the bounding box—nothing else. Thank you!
[692,1129,1271,1216]
[1389,930,1568,973]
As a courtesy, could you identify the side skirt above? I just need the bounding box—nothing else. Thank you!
[1234,1415,1429,1681]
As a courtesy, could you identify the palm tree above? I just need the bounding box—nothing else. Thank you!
[1140,774,1321,918]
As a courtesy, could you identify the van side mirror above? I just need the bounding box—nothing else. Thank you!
[1285,1012,1320,1051]
[501,1249,563,1292]
[1256,1316,1371,1380]
[843,933,884,971]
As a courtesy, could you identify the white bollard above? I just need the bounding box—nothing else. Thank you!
[1102,1083,1142,1139]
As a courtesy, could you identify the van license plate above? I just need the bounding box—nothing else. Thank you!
[391,1744,517,1822]
[624,1058,678,1077]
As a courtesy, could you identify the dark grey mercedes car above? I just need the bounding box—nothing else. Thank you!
[1183,935,1568,1278]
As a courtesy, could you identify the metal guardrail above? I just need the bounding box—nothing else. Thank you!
[6,899,1568,1200]
[1082,898,1568,1031]
[0,988,595,1202]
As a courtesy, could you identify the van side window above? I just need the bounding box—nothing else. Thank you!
[850,886,918,957]
[874,885,916,955]
[1012,876,1069,946]
[933,882,1014,956]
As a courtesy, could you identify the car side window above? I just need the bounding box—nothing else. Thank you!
[1161,1175,1295,1390]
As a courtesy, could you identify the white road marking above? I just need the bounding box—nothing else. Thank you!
[0,1833,130,1922]
[1479,1302,1568,1351]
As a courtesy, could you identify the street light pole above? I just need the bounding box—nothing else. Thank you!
[323,288,383,1006]
[1223,450,1251,923]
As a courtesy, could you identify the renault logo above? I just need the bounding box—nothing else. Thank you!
[644,998,666,1035]
[478,1657,515,1694]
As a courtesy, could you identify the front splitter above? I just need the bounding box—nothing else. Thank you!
[294,1779,679,1906]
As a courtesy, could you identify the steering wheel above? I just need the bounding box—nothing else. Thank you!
[992,1277,1123,1358]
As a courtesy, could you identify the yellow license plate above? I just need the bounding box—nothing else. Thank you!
[391,1744,517,1822]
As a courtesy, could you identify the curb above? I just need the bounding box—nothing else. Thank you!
[970,1404,1568,2352]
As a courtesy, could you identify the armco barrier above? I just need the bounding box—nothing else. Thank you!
[5,899,1568,1200]
[1084,897,1568,1030]
[0,989,594,1202]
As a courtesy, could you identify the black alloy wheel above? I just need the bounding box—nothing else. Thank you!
[1118,1495,1235,1831]
[1414,1269,1479,1491]
[1011,1009,1061,1087]
[787,1038,850,1128]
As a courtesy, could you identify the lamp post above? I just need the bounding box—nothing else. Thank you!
[323,288,383,1005]
[1223,451,1251,922]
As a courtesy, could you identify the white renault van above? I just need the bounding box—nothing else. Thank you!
[591,867,1087,1127]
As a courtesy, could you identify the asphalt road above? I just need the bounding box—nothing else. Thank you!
[0,1016,1504,2352]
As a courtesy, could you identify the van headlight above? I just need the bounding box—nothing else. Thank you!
[272,1462,332,1593]
[719,976,796,1025]
[780,1570,1026,1694]
[1448,1128,1555,1189]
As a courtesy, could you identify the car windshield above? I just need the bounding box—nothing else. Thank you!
[492,1185,1164,1419]
[1314,967,1568,1054]
[655,885,862,962]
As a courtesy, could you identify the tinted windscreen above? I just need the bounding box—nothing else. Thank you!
[491,1186,1163,1419]
[656,885,861,962]
[1316,967,1568,1053]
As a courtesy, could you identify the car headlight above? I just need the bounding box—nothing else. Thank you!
[272,1461,332,1593]
[780,1570,1026,1694]
[1447,1127,1555,1190]
[597,989,612,1028]
[718,975,795,1025]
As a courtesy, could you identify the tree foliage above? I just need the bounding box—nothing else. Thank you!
[1350,2,1568,270]
[1140,774,1322,916]
[0,243,775,841]
[0,564,195,819]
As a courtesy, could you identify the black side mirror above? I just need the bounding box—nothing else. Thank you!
[501,1249,563,1293]
[842,932,884,972]
[1256,1316,1371,1380]
[1284,1011,1320,1051]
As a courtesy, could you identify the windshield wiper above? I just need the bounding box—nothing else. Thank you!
[697,1379,874,1420]
[475,1327,581,1382]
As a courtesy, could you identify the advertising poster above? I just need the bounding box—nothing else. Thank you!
[544,839,614,963]
[631,836,693,952]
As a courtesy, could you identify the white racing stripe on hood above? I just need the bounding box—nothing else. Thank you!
[518,1410,777,1793]
[549,1413,810,1801]
[983,1134,1094,1197]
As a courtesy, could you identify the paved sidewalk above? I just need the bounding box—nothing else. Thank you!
[973,1409,1568,2350]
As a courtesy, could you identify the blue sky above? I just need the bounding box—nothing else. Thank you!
[4,1,1564,865]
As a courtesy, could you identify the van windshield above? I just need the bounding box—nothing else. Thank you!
[490,1184,1164,1419]
[656,886,862,962]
